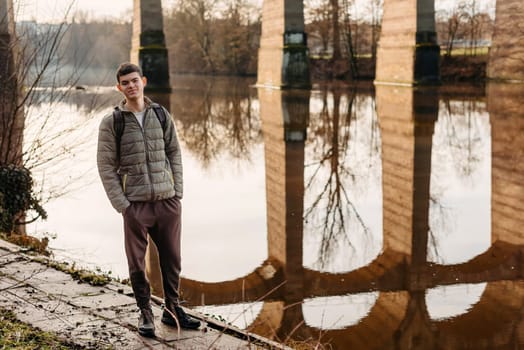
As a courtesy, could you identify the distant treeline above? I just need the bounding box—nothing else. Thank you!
[16,0,494,85]
[164,2,261,76]
[18,0,261,84]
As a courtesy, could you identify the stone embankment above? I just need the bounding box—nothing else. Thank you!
[0,238,287,349]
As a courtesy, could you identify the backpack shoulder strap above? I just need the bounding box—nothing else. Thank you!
[112,107,125,161]
[151,104,167,133]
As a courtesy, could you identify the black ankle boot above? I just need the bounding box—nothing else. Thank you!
[138,307,155,337]
[162,303,201,330]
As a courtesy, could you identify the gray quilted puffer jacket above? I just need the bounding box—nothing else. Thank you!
[97,98,183,213]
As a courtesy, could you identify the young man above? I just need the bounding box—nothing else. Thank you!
[97,62,200,337]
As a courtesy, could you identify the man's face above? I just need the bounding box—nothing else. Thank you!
[117,72,147,101]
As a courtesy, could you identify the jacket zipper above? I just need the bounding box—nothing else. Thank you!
[140,109,155,200]
[122,174,128,193]
[169,170,174,186]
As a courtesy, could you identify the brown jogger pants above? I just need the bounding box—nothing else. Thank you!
[123,196,181,308]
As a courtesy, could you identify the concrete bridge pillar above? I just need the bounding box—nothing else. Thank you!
[257,0,310,89]
[487,83,524,245]
[131,0,170,92]
[487,0,524,82]
[375,0,440,85]
[376,86,438,274]
[259,88,309,298]
[0,0,24,166]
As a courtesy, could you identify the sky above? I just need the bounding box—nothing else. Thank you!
[13,0,493,23]
[14,0,134,22]
[14,0,257,22]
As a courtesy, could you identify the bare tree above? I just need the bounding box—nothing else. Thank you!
[437,5,466,58]
[464,0,480,55]
[0,7,70,232]
[305,0,383,79]
[165,0,259,75]
[215,0,260,74]
[305,0,331,57]
[173,0,218,73]
[330,0,341,61]
[340,0,358,78]
[437,0,494,58]
[0,5,105,234]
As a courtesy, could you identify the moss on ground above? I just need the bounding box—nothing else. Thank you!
[32,257,113,286]
[0,308,82,349]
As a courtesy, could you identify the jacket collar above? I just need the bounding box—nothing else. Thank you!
[118,96,154,112]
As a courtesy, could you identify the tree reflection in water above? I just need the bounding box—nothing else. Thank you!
[171,76,261,169]
[428,94,490,263]
[304,85,381,271]
[438,97,487,181]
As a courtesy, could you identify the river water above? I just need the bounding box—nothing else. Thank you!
[27,76,524,349]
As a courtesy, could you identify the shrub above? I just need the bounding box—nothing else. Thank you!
[0,164,47,234]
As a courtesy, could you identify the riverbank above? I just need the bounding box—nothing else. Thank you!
[311,54,488,82]
[0,237,288,349]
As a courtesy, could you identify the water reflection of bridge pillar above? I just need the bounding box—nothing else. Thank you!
[376,85,439,347]
[131,0,171,92]
[487,83,524,246]
[257,0,310,88]
[375,0,440,85]
[396,292,436,349]
[258,87,311,339]
[259,88,309,300]
[376,85,438,288]
[487,0,524,82]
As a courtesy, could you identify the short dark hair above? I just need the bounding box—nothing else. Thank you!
[116,62,143,83]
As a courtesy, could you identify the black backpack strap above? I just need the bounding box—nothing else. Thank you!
[151,103,167,132]
[112,107,125,162]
